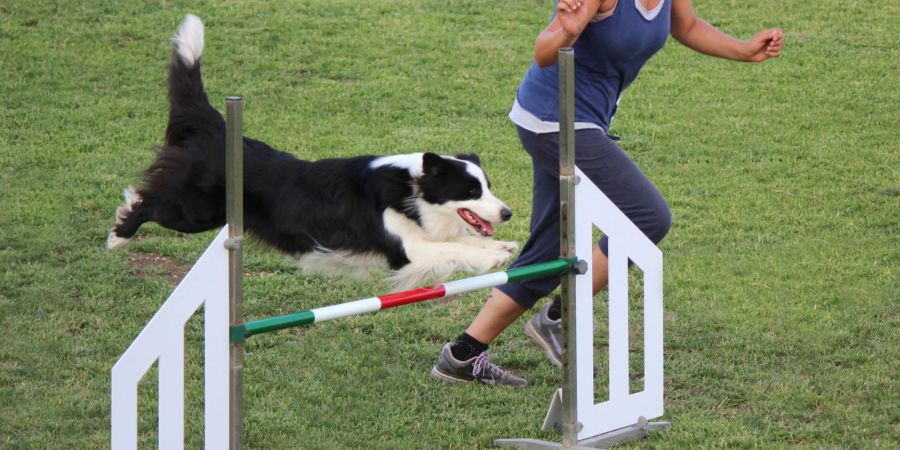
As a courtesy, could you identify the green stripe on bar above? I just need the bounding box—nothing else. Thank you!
[506,258,576,283]
[230,324,247,343]
[239,310,315,340]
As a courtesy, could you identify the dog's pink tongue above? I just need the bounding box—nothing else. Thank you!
[480,218,495,237]
[471,213,494,237]
[459,208,495,237]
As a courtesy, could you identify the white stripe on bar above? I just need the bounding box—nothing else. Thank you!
[444,272,509,296]
[312,297,381,323]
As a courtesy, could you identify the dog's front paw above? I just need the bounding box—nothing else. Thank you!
[464,237,519,254]
[495,240,519,254]
[476,249,513,273]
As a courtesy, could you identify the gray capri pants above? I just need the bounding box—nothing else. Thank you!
[496,126,672,309]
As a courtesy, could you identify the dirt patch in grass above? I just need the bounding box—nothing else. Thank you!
[128,252,189,285]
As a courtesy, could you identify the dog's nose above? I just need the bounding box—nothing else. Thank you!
[500,208,513,222]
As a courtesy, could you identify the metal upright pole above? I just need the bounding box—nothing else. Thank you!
[225,96,245,450]
[557,47,580,449]
[494,47,587,450]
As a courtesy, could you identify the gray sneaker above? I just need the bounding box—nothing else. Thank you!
[524,302,564,367]
[431,343,528,387]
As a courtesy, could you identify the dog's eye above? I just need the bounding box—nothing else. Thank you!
[469,187,481,197]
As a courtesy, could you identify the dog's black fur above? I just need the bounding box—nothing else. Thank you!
[108,15,516,287]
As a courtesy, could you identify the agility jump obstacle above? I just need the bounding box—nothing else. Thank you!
[110,48,669,449]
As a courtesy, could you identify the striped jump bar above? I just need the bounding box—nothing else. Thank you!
[230,258,578,342]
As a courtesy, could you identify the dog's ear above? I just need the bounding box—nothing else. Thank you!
[455,153,482,167]
[422,152,449,177]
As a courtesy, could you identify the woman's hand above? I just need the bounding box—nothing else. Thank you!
[534,0,603,66]
[556,0,592,38]
[742,28,785,62]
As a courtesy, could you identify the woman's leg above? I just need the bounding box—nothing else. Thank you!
[465,288,527,343]
[499,127,671,310]
[433,127,671,383]
[452,127,654,345]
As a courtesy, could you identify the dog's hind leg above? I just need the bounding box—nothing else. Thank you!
[149,193,224,234]
[107,187,147,249]
[107,195,221,250]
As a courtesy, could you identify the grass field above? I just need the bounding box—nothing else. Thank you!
[1,0,897,448]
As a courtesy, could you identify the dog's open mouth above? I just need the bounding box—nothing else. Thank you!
[458,208,495,237]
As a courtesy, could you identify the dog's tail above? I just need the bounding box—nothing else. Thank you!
[165,14,224,145]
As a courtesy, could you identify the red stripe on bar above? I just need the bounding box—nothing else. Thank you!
[379,285,447,309]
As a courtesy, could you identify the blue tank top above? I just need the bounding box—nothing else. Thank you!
[515,0,671,132]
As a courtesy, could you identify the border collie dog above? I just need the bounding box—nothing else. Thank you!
[107,15,518,289]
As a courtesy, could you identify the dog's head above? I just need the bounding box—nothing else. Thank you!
[417,152,512,237]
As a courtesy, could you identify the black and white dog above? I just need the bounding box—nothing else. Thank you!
[107,15,518,289]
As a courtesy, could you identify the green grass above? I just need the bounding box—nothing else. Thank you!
[1,0,897,448]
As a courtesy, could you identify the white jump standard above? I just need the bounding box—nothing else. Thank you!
[110,49,669,449]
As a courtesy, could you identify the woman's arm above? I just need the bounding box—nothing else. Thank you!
[534,0,610,67]
[670,0,784,62]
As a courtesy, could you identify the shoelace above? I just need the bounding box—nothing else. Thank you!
[471,352,508,378]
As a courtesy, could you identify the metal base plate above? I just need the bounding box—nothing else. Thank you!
[578,419,671,448]
[493,438,595,449]
[494,439,594,450]
[495,418,671,449]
